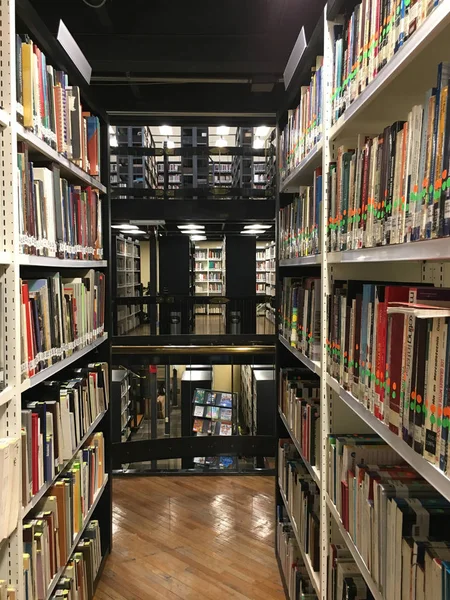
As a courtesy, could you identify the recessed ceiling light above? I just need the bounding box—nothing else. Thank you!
[216,126,230,136]
[215,138,228,148]
[255,126,270,137]
[122,229,146,234]
[178,225,205,230]
[244,224,272,229]
[253,138,264,149]
[166,139,175,149]
[112,224,138,230]
[190,235,207,241]
[240,230,264,235]
[159,125,173,136]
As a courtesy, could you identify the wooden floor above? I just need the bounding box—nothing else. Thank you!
[94,476,285,600]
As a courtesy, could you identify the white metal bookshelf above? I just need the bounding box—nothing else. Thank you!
[0,2,111,596]
[115,235,142,334]
[276,3,450,599]
[194,243,224,315]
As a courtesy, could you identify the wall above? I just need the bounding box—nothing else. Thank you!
[212,365,241,393]
[172,364,241,396]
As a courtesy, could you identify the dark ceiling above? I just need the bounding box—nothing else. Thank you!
[27,0,326,120]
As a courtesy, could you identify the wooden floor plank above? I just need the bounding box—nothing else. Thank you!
[94,476,285,600]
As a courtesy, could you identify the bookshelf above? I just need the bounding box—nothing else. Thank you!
[112,368,132,443]
[232,127,253,189]
[276,2,450,599]
[110,126,157,190]
[0,1,112,597]
[194,242,225,315]
[240,364,275,436]
[114,235,142,335]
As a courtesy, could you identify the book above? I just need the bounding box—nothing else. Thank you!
[20,270,105,381]
[279,56,323,183]
[331,0,443,127]
[21,363,109,507]
[328,63,450,251]
[17,34,101,179]
[23,433,105,599]
[278,167,323,258]
[17,150,103,259]
[0,437,20,543]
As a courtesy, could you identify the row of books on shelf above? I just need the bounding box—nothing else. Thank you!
[16,35,101,177]
[20,270,105,380]
[327,280,450,474]
[18,145,103,258]
[192,420,232,436]
[328,544,374,600]
[331,0,444,126]
[276,516,318,600]
[328,61,450,251]
[279,368,320,470]
[328,432,450,600]
[24,514,103,600]
[278,441,320,573]
[279,169,322,258]
[279,57,323,182]
[280,277,321,362]
[21,362,109,507]
[193,405,232,421]
[195,250,222,260]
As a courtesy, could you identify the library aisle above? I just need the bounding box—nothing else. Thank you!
[93,477,285,600]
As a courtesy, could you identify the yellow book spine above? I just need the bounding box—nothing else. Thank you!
[22,42,34,128]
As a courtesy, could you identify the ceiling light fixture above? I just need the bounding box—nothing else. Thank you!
[240,230,265,235]
[190,235,207,241]
[122,229,146,235]
[216,126,230,136]
[166,139,175,149]
[130,220,165,226]
[244,224,272,229]
[178,225,205,230]
[159,125,173,136]
[215,137,228,148]
[112,224,138,230]
[255,126,270,137]
[253,138,264,149]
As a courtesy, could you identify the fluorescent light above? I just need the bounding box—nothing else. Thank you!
[130,220,165,226]
[215,137,228,148]
[241,230,263,235]
[216,126,230,136]
[112,224,138,230]
[256,126,270,137]
[159,125,173,136]
[190,235,207,241]
[178,225,205,230]
[244,224,272,229]
[110,135,118,148]
[253,138,264,149]
[108,126,116,134]
[122,229,146,234]
[166,139,175,149]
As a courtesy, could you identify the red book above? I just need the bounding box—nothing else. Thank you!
[386,311,405,435]
[375,286,410,421]
[31,412,39,495]
[21,281,35,377]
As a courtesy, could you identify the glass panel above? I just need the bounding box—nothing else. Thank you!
[112,360,276,474]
